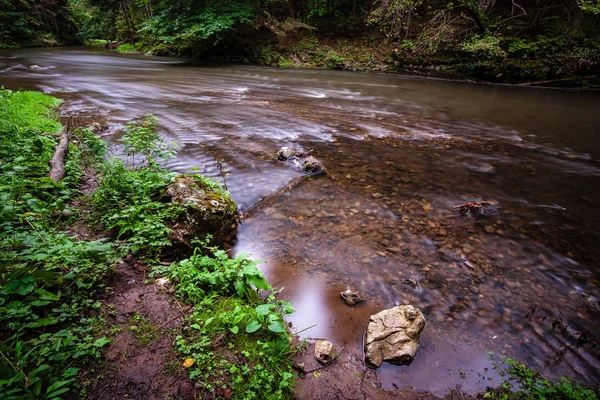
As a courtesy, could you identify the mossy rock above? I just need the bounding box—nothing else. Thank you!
[165,175,238,252]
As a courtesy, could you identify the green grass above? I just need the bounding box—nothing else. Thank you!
[0,89,62,134]
[128,313,159,346]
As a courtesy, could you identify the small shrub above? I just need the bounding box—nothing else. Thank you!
[462,34,507,60]
[120,113,177,168]
[116,42,142,53]
[92,157,179,260]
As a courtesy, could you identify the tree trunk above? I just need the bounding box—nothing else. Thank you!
[119,0,134,40]
[462,0,488,33]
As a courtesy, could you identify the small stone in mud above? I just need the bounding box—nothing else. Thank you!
[302,156,324,173]
[276,146,298,160]
[484,225,496,233]
[340,288,365,306]
[314,340,336,364]
[155,277,170,287]
[401,248,412,257]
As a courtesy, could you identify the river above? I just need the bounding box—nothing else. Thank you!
[1,47,599,395]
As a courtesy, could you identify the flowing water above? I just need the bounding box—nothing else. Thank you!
[2,47,599,395]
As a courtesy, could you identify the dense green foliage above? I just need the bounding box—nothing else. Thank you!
[61,0,599,83]
[0,89,295,399]
[153,246,296,398]
[484,357,598,399]
[0,89,116,398]
[2,0,598,82]
[0,0,78,48]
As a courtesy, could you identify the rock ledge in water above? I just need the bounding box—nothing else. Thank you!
[165,175,237,251]
[364,305,425,367]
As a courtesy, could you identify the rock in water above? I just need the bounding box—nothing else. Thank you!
[165,175,237,251]
[314,340,336,364]
[302,156,323,173]
[364,305,425,367]
[340,288,364,306]
[276,147,298,161]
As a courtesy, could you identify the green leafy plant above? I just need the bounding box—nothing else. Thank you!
[152,245,296,398]
[161,246,272,302]
[116,42,143,52]
[461,34,507,60]
[91,158,179,259]
[90,114,183,260]
[0,88,117,399]
[484,357,598,400]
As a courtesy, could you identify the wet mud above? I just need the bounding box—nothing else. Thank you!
[82,258,193,400]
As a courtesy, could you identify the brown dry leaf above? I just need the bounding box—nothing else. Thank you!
[183,358,195,368]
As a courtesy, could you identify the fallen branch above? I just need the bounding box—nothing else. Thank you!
[48,126,70,183]
[452,200,495,214]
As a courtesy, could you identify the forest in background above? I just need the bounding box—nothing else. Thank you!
[1,0,599,83]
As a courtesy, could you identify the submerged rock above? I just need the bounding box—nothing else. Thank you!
[276,146,298,161]
[314,340,336,364]
[165,175,237,251]
[276,147,325,174]
[364,305,425,367]
[302,156,323,173]
[340,288,364,306]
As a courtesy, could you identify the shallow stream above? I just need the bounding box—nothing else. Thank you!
[2,47,599,395]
